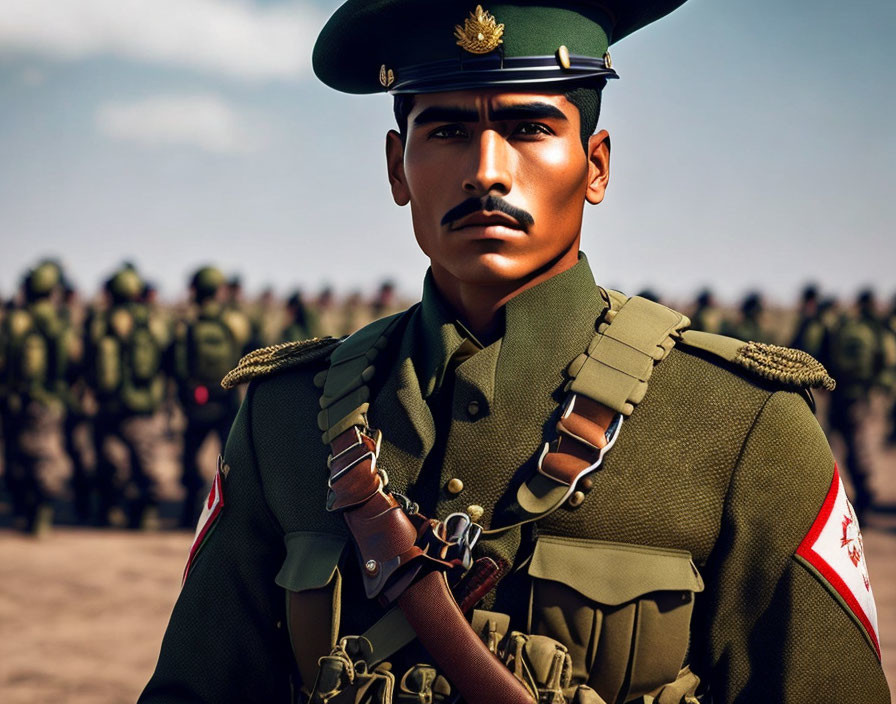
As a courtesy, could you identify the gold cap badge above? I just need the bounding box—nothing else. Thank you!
[454,5,504,55]
[379,64,395,88]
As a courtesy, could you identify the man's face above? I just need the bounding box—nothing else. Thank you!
[387,89,609,290]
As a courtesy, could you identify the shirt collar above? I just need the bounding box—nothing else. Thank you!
[415,253,606,399]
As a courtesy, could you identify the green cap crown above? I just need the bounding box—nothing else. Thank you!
[313,0,687,94]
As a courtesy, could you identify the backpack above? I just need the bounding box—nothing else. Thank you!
[826,316,879,386]
[92,304,164,402]
[187,315,240,388]
[3,306,63,395]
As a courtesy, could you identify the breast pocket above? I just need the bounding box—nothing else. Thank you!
[276,531,348,694]
[527,535,704,704]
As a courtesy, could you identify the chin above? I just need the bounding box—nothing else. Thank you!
[447,253,537,286]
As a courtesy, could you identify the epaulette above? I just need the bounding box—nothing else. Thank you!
[679,330,835,391]
[221,337,341,389]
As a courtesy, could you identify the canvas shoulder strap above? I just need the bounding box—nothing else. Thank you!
[315,309,411,443]
[513,293,690,523]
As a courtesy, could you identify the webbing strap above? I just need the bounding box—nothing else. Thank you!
[511,295,689,527]
[317,311,408,444]
[567,296,690,416]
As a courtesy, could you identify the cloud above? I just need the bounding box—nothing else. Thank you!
[0,0,323,81]
[96,94,266,154]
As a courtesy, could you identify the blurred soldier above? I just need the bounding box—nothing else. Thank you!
[173,266,251,527]
[313,285,341,337]
[690,288,723,334]
[340,290,369,335]
[87,265,169,529]
[281,290,317,342]
[820,289,892,520]
[371,279,402,321]
[635,288,660,303]
[723,291,773,343]
[887,295,896,445]
[790,284,826,358]
[256,286,284,347]
[58,273,97,523]
[225,275,263,351]
[0,262,73,533]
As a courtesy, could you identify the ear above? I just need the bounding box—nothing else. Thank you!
[585,130,611,205]
[386,130,410,206]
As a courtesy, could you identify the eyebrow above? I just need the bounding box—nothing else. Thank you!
[413,106,478,125]
[412,101,568,126]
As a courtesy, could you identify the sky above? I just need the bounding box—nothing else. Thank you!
[0,0,893,305]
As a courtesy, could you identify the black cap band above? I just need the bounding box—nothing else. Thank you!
[389,53,618,94]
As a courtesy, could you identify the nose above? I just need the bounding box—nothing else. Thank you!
[462,129,511,196]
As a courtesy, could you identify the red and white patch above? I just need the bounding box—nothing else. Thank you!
[182,469,224,586]
[796,465,880,658]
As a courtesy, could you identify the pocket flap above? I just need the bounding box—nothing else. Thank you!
[529,535,704,606]
[275,531,348,591]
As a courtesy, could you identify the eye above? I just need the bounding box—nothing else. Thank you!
[512,122,552,137]
[429,124,469,139]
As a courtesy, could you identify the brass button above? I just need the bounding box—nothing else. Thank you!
[466,400,480,417]
[580,477,593,491]
[568,491,585,508]
[467,504,484,522]
[446,478,465,495]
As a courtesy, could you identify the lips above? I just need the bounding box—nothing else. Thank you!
[449,210,524,231]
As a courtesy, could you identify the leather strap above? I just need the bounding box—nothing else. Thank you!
[397,571,535,704]
[513,294,689,525]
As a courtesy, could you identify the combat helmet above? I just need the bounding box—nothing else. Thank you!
[190,266,226,302]
[23,260,62,302]
[108,266,144,304]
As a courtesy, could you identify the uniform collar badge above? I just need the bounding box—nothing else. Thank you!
[454,5,504,55]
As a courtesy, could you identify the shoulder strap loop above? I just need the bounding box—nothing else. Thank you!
[566,296,690,416]
[510,295,689,530]
[318,312,407,445]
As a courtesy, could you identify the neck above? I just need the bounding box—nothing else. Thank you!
[431,248,580,340]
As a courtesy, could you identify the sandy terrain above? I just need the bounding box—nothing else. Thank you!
[1,395,894,702]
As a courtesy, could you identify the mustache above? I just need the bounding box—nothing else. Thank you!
[441,195,535,230]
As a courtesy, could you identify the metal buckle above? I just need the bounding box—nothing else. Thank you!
[328,450,377,487]
[392,491,419,516]
[327,427,382,468]
[537,404,624,478]
[443,512,483,570]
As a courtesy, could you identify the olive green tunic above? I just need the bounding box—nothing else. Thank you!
[140,257,889,703]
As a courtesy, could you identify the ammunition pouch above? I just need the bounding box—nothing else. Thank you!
[310,637,395,704]
[527,535,704,703]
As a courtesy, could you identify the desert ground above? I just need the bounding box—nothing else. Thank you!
[1,393,895,703]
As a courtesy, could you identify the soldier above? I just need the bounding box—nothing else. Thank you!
[143,2,889,702]
[721,291,773,344]
[59,272,97,524]
[820,289,892,521]
[0,262,73,534]
[790,284,827,358]
[689,288,723,335]
[87,265,169,529]
[371,280,403,321]
[281,290,318,343]
[314,285,342,338]
[172,266,251,528]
